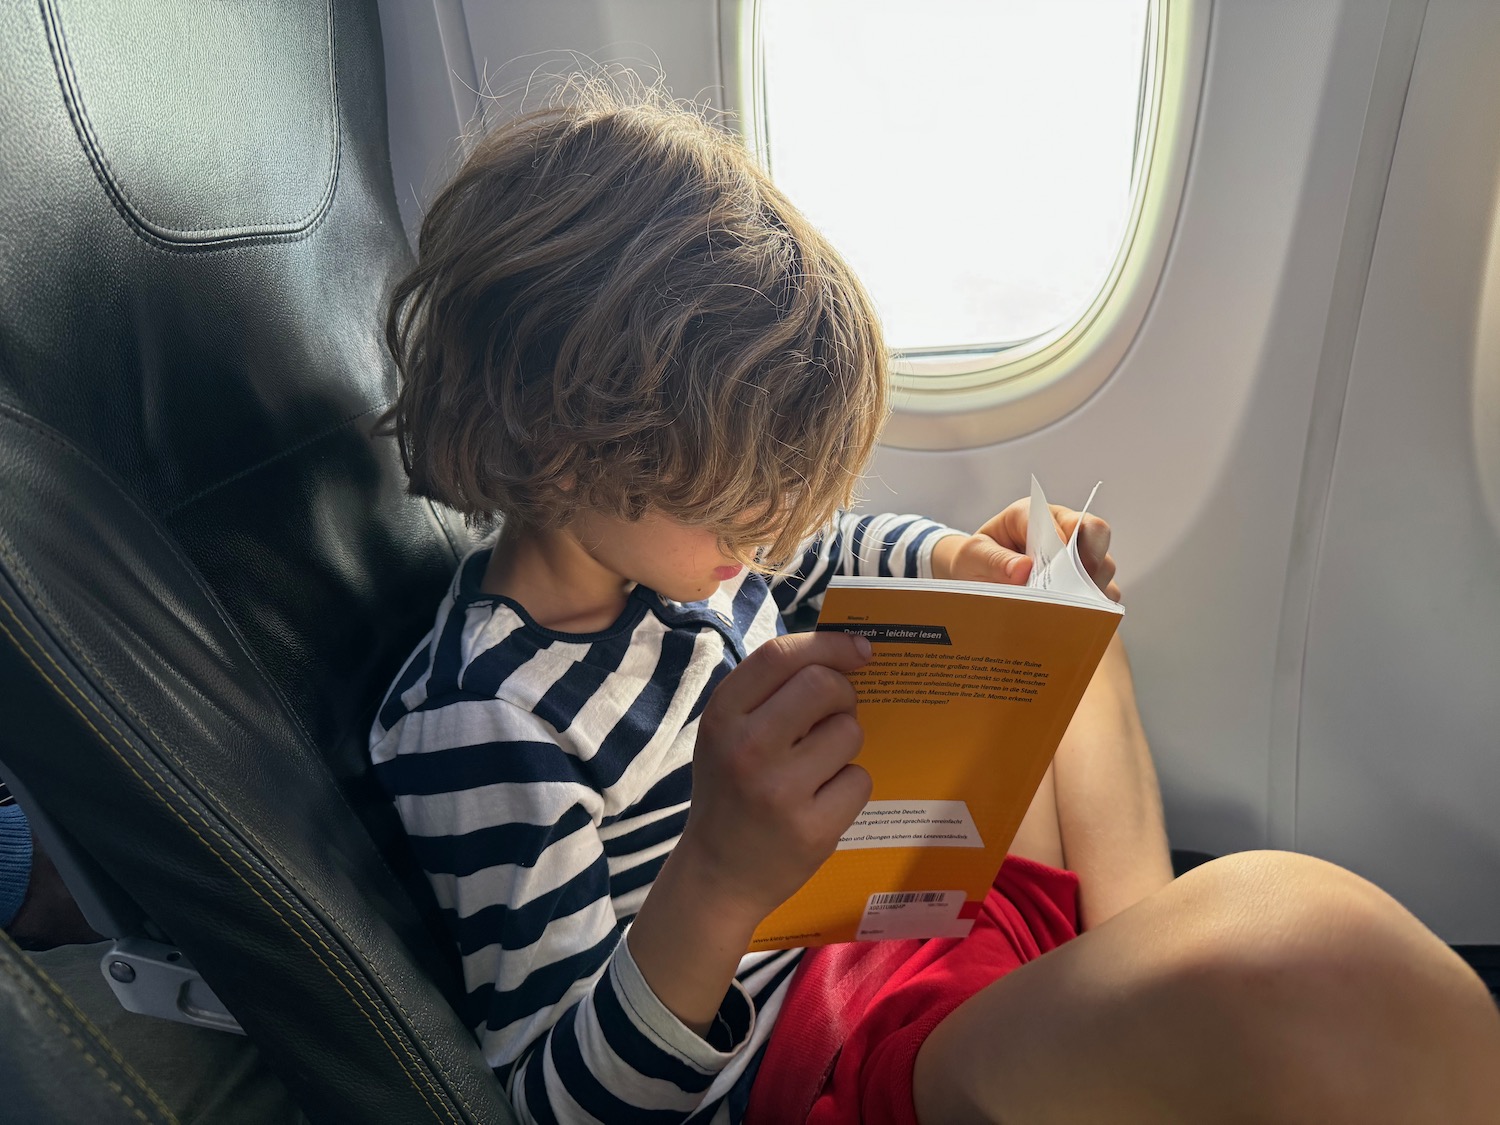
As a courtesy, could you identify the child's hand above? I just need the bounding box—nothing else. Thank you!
[932,500,1120,601]
[677,630,875,925]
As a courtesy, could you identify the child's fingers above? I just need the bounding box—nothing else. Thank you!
[810,761,874,838]
[976,497,1031,552]
[1087,545,1119,599]
[1056,506,1112,568]
[979,500,1118,597]
[713,630,872,717]
[793,712,871,839]
[958,534,1032,585]
[1052,507,1119,598]
[782,710,865,790]
[752,662,862,752]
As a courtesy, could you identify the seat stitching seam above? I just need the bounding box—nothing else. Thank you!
[426,498,464,561]
[0,406,483,1121]
[0,404,447,945]
[0,938,174,1124]
[0,602,456,1124]
[0,602,452,1123]
[37,0,342,247]
[161,400,390,519]
[0,401,333,753]
[0,403,446,934]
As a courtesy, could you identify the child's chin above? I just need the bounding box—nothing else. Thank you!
[657,579,716,603]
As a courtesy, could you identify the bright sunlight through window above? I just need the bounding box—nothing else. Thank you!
[757,1,1151,358]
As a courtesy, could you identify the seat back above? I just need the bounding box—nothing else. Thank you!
[0,931,175,1125]
[0,1,512,1120]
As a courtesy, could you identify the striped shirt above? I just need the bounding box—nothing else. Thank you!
[371,512,962,1124]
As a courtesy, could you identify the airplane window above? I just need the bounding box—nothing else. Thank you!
[753,0,1152,362]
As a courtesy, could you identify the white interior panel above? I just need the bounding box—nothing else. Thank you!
[379,0,725,245]
[456,0,723,113]
[377,0,479,240]
[1296,0,1500,941]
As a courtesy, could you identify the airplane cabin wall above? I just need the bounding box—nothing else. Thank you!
[1295,0,1500,943]
[376,0,1500,941]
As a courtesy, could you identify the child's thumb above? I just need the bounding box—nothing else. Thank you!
[969,536,1032,584]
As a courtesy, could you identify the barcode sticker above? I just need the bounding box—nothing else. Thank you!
[856,889,975,941]
[869,892,950,906]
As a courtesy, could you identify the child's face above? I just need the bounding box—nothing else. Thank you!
[568,509,754,603]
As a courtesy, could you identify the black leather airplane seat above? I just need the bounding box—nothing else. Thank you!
[0,929,174,1125]
[0,0,514,1120]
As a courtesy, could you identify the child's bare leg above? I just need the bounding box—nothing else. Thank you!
[1010,634,1173,927]
[1053,633,1173,928]
[914,850,1500,1125]
[1008,762,1064,870]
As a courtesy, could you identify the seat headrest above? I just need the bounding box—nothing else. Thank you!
[42,0,339,245]
[0,0,407,521]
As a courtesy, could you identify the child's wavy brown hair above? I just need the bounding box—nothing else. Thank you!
[380,79,889,566]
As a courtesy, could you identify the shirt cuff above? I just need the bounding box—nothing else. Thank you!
[918,527,968,580]
[610,932,755,1071]
[0,803,34,930]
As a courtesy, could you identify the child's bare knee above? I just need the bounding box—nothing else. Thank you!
[1159,850,1468,1013]
[1144,851,1500,1122]
[912,853,1499,1125]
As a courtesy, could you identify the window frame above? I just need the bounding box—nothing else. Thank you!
[719,0,1210,450]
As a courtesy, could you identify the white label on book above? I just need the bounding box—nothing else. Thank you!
[836,800,984,850]
[856,889,975,941]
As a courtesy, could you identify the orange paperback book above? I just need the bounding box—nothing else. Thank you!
[749,479,1125,951]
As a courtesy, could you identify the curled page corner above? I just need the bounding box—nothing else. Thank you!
[1024,474,1065,571]
[1026,477,1113,604]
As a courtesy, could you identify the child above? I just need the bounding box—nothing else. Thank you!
[372,84,1500,1125]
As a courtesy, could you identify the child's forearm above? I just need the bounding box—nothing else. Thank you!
[626,842,765,1037]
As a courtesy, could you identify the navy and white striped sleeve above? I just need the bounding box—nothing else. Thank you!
[769,511,966,617]
[373,700,754,1125]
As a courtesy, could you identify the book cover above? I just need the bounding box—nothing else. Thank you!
[748,479,1124,951]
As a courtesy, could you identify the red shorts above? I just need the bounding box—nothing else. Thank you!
[744,855,1080,1125]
